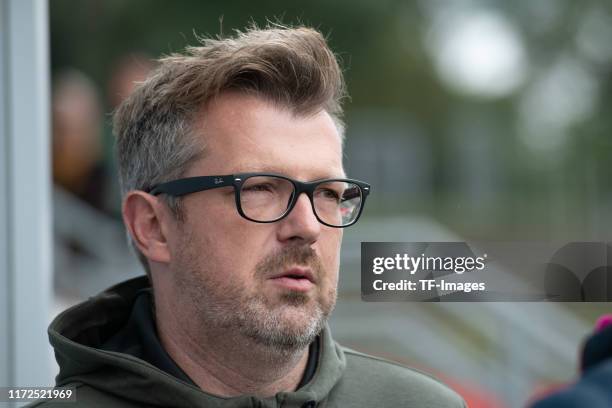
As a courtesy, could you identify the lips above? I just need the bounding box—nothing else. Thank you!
[271,267,315,282]
[269,267,316,292]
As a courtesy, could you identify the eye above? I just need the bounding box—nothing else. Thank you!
[317,188,341,202]
[242,183,274,193]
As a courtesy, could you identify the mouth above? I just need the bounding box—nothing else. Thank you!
[268,267,316,292]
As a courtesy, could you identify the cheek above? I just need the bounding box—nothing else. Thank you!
[183,212,274,282]
[319,229,342,281]
[198,232,253,284]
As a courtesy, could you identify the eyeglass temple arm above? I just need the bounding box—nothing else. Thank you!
[148,175,234,196]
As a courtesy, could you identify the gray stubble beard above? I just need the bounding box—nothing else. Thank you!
[233,288,335,353]
[175,241,337,355]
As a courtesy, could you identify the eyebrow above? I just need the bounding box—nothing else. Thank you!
[230,164,346,180]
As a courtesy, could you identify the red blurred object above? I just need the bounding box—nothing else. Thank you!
[595,314,612,332]
[440,376,508,408]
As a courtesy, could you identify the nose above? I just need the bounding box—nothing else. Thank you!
[276,192,321,245]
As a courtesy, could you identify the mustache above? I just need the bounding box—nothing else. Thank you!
[256,245,324,278]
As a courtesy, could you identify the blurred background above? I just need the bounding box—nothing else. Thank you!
[5,0,612,407]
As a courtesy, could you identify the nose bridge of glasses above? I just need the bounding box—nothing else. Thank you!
[286,184,319,221]
[293,189,315,209]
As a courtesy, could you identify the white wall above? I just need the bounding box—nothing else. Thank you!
[0,0,53,401]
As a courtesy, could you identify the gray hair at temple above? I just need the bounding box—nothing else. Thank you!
[112,24,347,273]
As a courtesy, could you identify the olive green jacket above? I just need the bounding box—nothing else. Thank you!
[29,276,466,408]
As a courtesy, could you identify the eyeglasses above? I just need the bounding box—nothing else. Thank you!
[148,172,371,228]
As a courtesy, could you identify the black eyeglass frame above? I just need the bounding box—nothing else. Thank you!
[148,172,371,228]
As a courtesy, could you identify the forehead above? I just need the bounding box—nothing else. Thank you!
[190,93,345,180]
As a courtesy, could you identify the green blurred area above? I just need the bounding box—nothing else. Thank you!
[50,0,612,242]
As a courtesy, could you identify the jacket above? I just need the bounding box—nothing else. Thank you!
[29,276,466,407]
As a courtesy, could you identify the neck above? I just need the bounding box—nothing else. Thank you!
[154,294,310,398]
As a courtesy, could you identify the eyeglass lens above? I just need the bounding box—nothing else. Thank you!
[239,176,362,226]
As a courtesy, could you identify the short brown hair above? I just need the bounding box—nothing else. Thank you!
[113,24,347,274]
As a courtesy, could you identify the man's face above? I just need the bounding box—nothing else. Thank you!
[166,92,344,350]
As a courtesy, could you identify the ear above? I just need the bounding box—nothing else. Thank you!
[122,191,172,264]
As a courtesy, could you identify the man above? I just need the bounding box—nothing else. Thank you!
[34,25,465,407]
